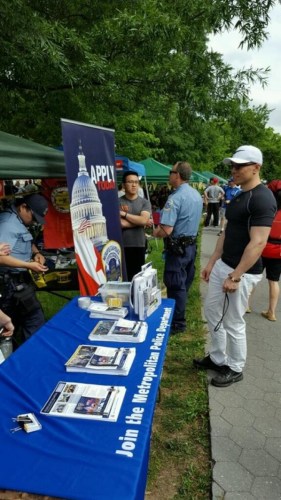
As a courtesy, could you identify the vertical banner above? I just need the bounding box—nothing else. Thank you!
[61,119,124,296]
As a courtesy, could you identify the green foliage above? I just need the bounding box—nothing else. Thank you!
[1,0,281,167]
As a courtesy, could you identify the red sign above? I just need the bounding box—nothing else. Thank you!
[41,179,74,249]
[115,159,124,171]
[0,180,4,198]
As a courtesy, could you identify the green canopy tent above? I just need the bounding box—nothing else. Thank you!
[201,171,227,184]
[0,130,66,179]
[141,158,209,184]
[139,157,171,183]
[191,171,209,183]
[166,165,209,183]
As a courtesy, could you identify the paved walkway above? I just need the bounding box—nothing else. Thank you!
[200,227,281,500]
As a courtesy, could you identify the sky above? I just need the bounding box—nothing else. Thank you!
[209,3,281,134]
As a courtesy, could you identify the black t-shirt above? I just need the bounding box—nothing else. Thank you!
[222,184,276,274]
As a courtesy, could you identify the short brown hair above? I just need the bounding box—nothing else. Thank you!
[174,161,192,181]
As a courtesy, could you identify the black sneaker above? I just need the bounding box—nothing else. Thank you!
[170,328,185,336]
[170,322,186,335]
[211,368,243,387]
[193,354,226,373]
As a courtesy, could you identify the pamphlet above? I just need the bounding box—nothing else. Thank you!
[65,345,136,375]
[133,275,147,314]
[138,287,162,321]
[132,264,161,320]
[41,381,126,422]
[88,302,128,319]
[88,319,148,343]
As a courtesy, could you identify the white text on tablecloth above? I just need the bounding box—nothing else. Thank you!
[115,307,173,458]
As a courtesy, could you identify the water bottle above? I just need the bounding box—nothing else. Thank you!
[0,336,13,361]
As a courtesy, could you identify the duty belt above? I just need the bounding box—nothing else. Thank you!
[176,235,197,246]
[0,271,31,285]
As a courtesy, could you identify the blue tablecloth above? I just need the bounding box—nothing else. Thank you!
[0,297,174,500]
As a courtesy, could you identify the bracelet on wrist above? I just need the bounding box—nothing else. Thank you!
[124,212,128,219]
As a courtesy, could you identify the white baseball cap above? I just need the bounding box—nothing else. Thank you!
[223,145,263,166]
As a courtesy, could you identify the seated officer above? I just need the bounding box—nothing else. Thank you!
[0,194,49,343]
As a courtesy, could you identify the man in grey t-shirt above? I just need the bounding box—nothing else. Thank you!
[119,171,151,280]
[204,177,224,227]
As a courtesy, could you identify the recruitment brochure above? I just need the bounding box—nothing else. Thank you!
[138,286,162,321]
[88,319,148,343]
[41,382,126,422]
[88,302,128,319]
[65,345,136,375]
[132,264,161,320]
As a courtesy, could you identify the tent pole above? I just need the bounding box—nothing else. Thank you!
[143,175,158,249]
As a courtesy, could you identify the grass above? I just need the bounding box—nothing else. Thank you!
[36,290,78,321]
[37,233,211,500]
[145,233,211,500]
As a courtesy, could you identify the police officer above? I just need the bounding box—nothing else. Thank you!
[0,193,49,343]
[153,161,203,333]
[0,243,14,359]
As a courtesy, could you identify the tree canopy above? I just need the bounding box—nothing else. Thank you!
[0,0,281,180]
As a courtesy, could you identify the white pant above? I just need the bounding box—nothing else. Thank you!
[204,259,262,372]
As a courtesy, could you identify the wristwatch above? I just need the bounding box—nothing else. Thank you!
[228,274,241,283]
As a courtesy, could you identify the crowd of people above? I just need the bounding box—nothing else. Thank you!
[1,146,280,389]
[118,145,280,388]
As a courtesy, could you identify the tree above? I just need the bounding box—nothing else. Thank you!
[0,0,280,166]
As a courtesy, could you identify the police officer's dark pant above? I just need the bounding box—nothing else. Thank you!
[0,274,45,342]
[164,244,197,332]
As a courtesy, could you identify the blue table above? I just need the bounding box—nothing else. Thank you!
[0,297,174,500]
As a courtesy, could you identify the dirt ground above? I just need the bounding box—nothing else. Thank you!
[0,493,60,500]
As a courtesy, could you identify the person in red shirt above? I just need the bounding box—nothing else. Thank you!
[260,180,281,321]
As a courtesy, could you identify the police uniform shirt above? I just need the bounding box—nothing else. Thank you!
[160,183,203,237]
[0,207,33,271]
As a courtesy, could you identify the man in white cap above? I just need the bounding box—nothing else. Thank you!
[194,145,276,387]
[0,194,49,344]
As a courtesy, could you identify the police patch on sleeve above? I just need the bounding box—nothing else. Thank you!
[163,199,174,211]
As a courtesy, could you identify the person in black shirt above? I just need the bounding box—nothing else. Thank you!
[194,145,276,387]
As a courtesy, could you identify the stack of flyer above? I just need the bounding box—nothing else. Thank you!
[88,302,128,320]
[133,263,161,320]
[65,345,135,376]
[41,381,126,422]
[88,319,148,343]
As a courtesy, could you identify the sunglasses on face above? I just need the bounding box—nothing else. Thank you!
[230,162,256,170]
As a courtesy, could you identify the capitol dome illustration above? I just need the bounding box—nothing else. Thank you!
[70,144,108,247]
